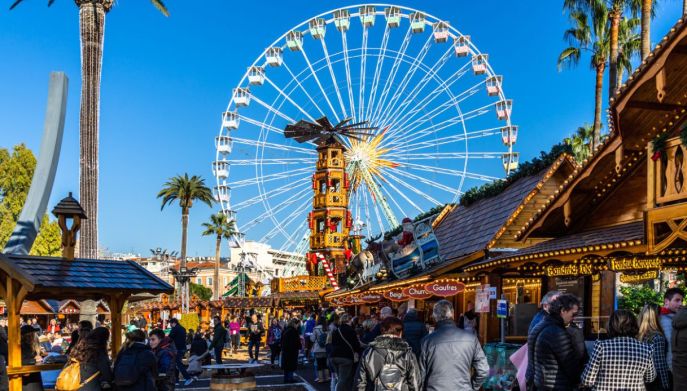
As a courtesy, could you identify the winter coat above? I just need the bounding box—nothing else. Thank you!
[248,321,265,342]
[113,342,157,391]
[418,319,489,391]
[190,336,208,357]
[659,309,675,370]
[77,349,113,391]
[362,323,382,345]
[152,337,177,391]
[528,309,547,335]
[672,307,687,389]
[311,325,327,356]
[281,325,302,372]
[533,314,584,391]
[354,335,421,391]
[229,322,241,335]
[168,323,187,353]
[526,311,549,386]
[267,325,283,346]
[21,342,43,391]
[580,336,656,391]
[402,312,428,357]
[211,324,228,351]
[330,323,362,360]
[643,332,670,391]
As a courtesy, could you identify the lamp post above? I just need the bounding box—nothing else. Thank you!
[52,192,87,261]
[171,266,198,313]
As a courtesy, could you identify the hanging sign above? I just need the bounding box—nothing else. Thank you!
[476,284,491,313]
[402,284,433,300]
[546,264,593,277]
[360,293,383,303]
[610,257,662,272]
[619,270,659,284]
[384,288,409,302]
[423,280,465,297]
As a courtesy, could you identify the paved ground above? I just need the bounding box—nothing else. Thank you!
[175,345,330,391]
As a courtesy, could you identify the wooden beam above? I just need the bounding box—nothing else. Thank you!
[108,294,129,356]
[626,100,685,112]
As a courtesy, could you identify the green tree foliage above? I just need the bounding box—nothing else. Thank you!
[565,125,594,162]
[0,144,62,256]
[618,284,663,315]
[188,282,212,301]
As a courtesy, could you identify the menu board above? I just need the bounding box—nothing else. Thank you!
[553,277,585,328]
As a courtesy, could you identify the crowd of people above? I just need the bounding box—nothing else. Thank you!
[525,287,687,391]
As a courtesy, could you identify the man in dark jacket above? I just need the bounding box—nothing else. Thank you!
[529,290,560,334]
[419,300,489,391]
[211,316,228,371]
[168,318,191,383]
[533,293,584,391]
[365,306,393,343]
[331,313,363,391]
[113,329,158,391]
[402,309,427,358]
[355,317,421,391]
[673,306,687,389]
[281,318,302,383]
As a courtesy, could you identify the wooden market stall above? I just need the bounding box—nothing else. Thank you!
[0,254,173,390]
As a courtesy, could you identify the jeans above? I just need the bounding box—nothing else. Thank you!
[214,346,224,373]
[231,333,240,350]
[330,357,354,391]
[269,343,281,365]
[284,370,295,383]
[175,349,190,380]
[248,339,260,361]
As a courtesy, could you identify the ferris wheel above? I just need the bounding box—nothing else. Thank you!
[213,4,519,259]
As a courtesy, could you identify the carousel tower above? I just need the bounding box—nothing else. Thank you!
[308,138,351,276]
[283,117,375,279]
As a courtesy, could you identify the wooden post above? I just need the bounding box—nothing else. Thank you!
[108,294,128,356]
[5,276,28,391]
[478,275,489,345]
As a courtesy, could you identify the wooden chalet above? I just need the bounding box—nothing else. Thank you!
[457,16,687,342]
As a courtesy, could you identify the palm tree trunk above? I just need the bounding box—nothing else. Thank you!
[214,236,221,300]
[609,10,621,96]
[181,208,189,311]
[641,0,653,59]
[684,0,687,16]
[593,63,605,150]
[77,0,110,259]
[617,67,624,92]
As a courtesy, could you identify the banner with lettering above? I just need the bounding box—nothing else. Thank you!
[423,280,465,297]
[383,288,409,302]
[402,284,433,300]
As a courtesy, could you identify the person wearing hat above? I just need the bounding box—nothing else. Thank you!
[21,324,44,390]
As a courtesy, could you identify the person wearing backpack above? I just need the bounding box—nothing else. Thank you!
[267,318,283,368]
[113,329,157,391]
[311,316,330,383]
[61,326,112,390]
[354,317,421,391]
[149,329,177,391]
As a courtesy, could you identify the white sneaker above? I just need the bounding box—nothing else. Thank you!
[184,377,196,386]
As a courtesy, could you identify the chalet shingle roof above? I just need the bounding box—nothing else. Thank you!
[466,221,645,271]
[0,254,173,297]
[434,171,548,261]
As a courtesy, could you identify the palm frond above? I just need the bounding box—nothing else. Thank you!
[9,0,24,10]
[150,0,169,17]
[558,47,582,70]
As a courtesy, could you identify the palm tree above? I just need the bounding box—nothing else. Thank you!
[565,124,595,161]
[617,17,642,85]
[639,0,654,59]
[10,0,169,258]
[559,0,610,149]
[201,213,237,300]
[158,174,213,311]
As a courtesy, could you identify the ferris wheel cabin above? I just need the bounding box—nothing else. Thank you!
[222,111,239,130]
[410,12,426,33]
[221,209,237,223]
[248,66,265,86]
[454,35,470,57]
[266,47,283,67]
[333,9,350,32]
[433,21,450,43]
[496,99,512,121]
[212,160,229,179]
[501,125,518,147]
[472,54,488,75]
[384,6,401,27]
[486,75,503,96]
[286,31,303,51]
[233,88,250,107]
[502,152,520,172]
[214,184,230,203]
[216,136,233,155]
[359,6,376,27]
[309,18,326,39]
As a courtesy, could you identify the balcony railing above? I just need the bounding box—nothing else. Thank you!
[650,136,687,205]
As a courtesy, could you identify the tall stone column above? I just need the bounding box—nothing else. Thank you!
[79,299,98,327]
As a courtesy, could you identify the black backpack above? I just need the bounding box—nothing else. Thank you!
[113,348,141,386]
[374,351,405,391]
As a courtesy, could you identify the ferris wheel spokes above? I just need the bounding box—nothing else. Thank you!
[318,37,349,119]
[299,46,341,124]
[264,76,319,122]
[283,62,327,118]
[340,31,357,124]
[358,23,369,122]
[364,25,391,122]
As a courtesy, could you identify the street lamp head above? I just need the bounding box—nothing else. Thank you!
[51,192,87,260]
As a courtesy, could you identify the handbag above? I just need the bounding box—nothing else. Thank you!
[338,327,359,363]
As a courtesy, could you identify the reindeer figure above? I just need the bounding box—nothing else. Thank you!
[347,234,391,287]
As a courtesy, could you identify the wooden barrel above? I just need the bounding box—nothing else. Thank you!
[209,373,257,391]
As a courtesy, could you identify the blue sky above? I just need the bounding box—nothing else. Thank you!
[0,0,683,257]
